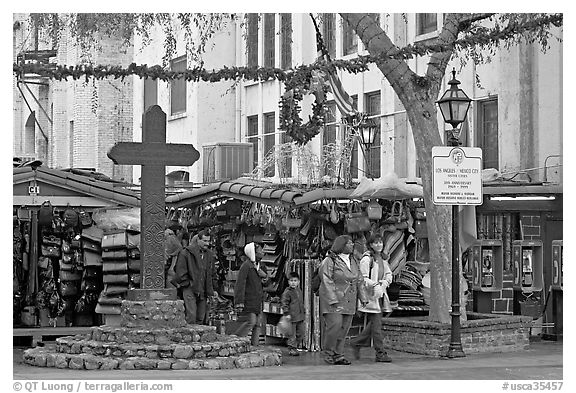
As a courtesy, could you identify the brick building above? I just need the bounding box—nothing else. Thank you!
[13,13,134,183]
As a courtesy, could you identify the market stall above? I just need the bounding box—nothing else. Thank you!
[13,165,140,337]
[165,174,427,351]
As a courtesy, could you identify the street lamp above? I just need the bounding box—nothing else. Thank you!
[436,68,472,359]
[437,68,472,146]
[356,115,377,179]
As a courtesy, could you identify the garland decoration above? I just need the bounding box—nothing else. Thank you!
[13,13,562,145]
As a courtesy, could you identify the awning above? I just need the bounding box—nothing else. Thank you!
[13,166,140,208]
[166,177,413,209]
[349,173,424,200]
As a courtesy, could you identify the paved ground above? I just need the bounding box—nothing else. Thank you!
[12,340,563,381]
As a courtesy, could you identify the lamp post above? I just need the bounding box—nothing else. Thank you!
[356,114,377,179]
[436,68,472,359]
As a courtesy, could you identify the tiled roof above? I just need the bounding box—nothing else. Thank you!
[13,166,140,207]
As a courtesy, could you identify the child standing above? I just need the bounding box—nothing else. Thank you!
[281,272,305,356]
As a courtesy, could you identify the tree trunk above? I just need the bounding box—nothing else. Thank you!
[341,13,467,323]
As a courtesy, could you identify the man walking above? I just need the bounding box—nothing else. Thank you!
[173,229,217,325]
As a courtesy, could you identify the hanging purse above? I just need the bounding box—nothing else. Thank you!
[366,200,383,220]
[59,281,79,297]
[61,240,72,254]
[282,210,302,229]
[384,201,407,224]
[59,270,82,281]
[41,244,61,258]
[79,210,93,228]
[42,235,62,247]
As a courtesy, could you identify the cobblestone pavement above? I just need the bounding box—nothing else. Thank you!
[13,340,562,380]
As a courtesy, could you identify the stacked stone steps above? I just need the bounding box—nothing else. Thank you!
[22,299,283,371]
[54,335,252,359]
[85,324,225,344]
[24,345,282,370]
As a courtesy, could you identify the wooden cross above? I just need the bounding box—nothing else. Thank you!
[108,105,199,300]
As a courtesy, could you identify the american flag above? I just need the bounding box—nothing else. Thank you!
[311,14,357,119]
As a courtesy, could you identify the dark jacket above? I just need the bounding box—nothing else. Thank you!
[281,286,305,322]
[234,256,264,314]
[172,244,214,298]
[319,251,368,315]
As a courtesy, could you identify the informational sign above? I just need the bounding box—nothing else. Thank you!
[432,146,483,205]
[28,185,39,195]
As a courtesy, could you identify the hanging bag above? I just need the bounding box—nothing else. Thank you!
[63,205,79,228]
[38,201,54,227]
[282,210,302,229]
[366,200,383,220]
[345,204,371,233]
[79,210,93,228]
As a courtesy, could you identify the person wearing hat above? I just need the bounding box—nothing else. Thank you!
[350,233,393,363]
[319,235,368,365]
[172,229,217,325]
[233,242,267,346]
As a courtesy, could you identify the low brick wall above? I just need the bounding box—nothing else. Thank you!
[381,312,533,357]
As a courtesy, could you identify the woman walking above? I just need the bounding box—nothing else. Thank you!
[350,233,393,362]
[319,235,368,365]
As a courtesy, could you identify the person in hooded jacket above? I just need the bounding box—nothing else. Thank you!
[350,233,393,362]
[233,242,267,346]
[165,229,183,290]
[172,229,216,325]
[319,235,368,365]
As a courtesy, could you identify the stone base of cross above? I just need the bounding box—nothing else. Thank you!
[108,105,200,302]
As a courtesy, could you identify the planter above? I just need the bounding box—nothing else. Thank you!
[381,312,533,357]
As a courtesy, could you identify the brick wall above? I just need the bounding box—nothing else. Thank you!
[49,29,133,181]
[381,312,532,357]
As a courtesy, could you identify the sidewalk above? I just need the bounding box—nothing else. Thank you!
[13,340,562,380]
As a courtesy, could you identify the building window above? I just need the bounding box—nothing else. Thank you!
[280,14,292,69]
[322,13,336,59]
[170,55,186,115]
[247,115,259,170]
[144,76,158,112]
[263,112,276,177]
[280,131,292,178]
[247,13,259,67]
[365,91,381,178]
[477,99,499,170]
[264,13,275,68]
[416,13,437,36]
[342,17,357,56]
[349,95,359,178]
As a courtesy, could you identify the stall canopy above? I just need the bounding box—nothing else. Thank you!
[166,177,423,209]
[13,166,140,208]
[349,173,424,200]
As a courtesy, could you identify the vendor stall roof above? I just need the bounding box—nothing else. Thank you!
[166,178,398,208]
[13,166,140,208]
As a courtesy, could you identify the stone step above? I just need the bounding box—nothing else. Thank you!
[55,335,252,359]
[23,346,282,370]
[83,324,218,344]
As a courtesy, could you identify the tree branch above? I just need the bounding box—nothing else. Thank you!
[340,13,417,100]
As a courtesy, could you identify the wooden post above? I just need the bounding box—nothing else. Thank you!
[107,105,200,301]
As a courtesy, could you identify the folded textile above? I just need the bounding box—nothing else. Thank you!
[102,284,128,295]
[102,261,128,273]
[95,303,121,315]
[102,274,128,284]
